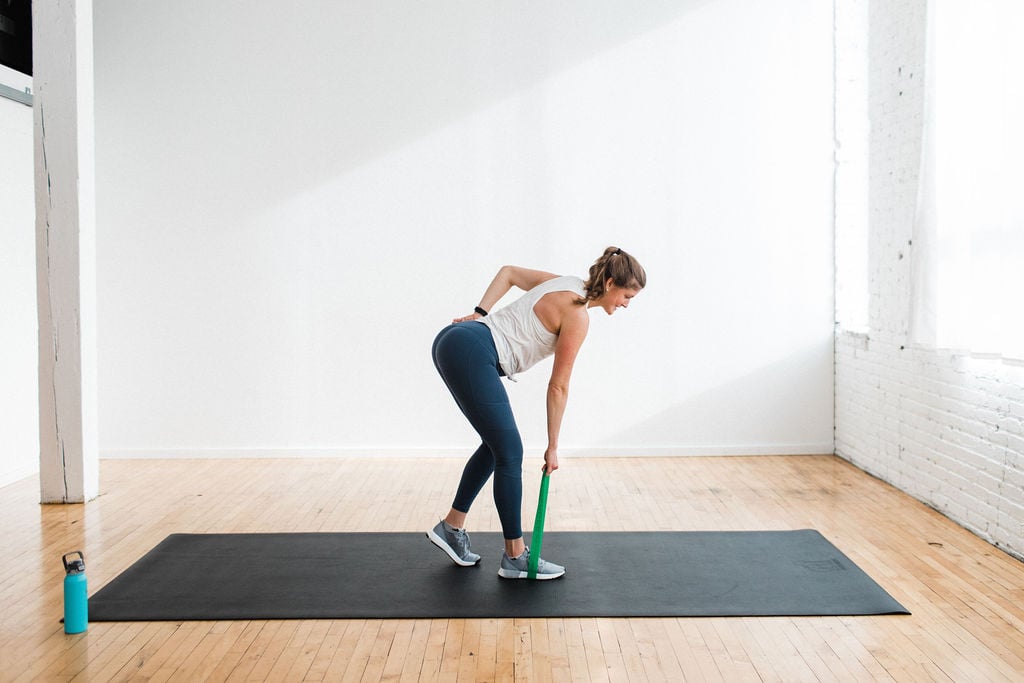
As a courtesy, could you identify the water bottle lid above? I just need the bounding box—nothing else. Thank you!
[62,551,85,574]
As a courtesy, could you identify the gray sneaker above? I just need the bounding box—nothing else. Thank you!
[427,520,481,566]
[497,547,565,580]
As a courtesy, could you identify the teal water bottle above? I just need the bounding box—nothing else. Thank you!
[62,551,88,634]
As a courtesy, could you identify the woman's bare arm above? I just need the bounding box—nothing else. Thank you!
[542,306,589,473]
[453,265,558,322]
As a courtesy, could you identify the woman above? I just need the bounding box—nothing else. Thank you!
[428,247,646,580]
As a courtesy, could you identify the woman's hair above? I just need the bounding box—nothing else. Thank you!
[581,247,647,302]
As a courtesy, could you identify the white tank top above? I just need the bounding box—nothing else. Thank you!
[481,275,587,380]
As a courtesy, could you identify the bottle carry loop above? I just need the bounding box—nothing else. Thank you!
[63,551,85,574]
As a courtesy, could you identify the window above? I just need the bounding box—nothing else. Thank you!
[834,0,870,333]
[911,0,1024,360]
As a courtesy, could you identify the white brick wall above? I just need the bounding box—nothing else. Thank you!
[835,0,1024,561]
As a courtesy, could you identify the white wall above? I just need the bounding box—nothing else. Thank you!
[93,0,836,459]
[0,94,39,486]
[835,0,1024,561]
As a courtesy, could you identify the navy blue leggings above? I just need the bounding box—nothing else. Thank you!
[432,321,523,540]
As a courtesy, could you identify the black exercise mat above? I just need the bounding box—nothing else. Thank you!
[88,530,908,621]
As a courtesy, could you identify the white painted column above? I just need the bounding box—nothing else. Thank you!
[33,0,99,503]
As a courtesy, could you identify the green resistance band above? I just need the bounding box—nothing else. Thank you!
[528,471,551,579]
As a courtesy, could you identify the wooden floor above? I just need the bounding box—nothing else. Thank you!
[1,455,1023,682]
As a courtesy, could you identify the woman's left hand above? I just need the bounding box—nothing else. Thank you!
[543,448,559,474]
[452,312,482,323]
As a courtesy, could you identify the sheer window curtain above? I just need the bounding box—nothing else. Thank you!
[910,0,1024,362]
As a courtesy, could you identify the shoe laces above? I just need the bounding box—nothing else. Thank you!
[450,527,471,553]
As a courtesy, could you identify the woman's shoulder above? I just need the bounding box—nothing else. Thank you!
[532,285,586,336]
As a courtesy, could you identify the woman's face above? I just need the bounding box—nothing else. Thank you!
[597,279,641,315]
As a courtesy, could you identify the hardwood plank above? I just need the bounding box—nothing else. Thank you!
[375,618,413,682]
[319,620,369,681]
[471,618,499,683]
[397,620,432,683]
[202,620,266,682]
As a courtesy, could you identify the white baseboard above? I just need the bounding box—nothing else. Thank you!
[101,444,835,459]
[0,464,39,488]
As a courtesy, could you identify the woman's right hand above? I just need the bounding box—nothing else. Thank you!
[543,448,559,475]
[452,312,482,323]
